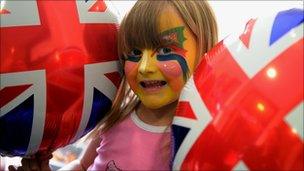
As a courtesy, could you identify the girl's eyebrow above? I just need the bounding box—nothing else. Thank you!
[157,39,180,49]
[151,41,179,56]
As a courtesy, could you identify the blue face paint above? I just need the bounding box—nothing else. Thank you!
[126,55,141,62]
[157,54,190,81]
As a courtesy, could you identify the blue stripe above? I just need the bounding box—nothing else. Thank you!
[270,8,303,45]
[172,124,190,159]
[84,88,112,135]
[157,54,190,81]
[126,55,141,62]
[0,95,34,156]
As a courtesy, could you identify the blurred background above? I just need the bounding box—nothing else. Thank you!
[0,0,303,170]
[111,0,303,40]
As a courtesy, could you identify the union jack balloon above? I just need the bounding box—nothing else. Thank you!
[0,0,121,156]
[172,8,303,170]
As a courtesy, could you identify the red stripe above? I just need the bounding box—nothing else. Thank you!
[239,19,256,48]
[0,9,10,14]
[0,85,32,108]
[194,41,249,117]
[181,38,303,169]
[241,38,303,170]
[105,71,121,89]
[89,0,107,12]
[175,101,197,120]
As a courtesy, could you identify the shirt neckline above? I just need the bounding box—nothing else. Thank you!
[130,111,171,133]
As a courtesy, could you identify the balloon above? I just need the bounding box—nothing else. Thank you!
[172,8,303,170]
[0,0,121,157]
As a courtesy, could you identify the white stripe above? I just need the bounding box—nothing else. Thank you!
[71,61,119,142]
[76,0,118,24]
[173,77,212,170]
[0,1,40,27]
[232,160,249,171]
[224,16,303,78]
[173,117,198,129]
[285,101,304,141]
[0,70,46,155]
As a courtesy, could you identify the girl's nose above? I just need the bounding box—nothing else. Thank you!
[138,50,157,75]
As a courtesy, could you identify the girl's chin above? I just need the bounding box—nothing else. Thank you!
[140,98,178,110]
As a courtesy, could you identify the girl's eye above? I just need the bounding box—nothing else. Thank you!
[129,48,142,57]
[158,47,172,55]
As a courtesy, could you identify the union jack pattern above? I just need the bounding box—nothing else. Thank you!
[172,9,303,170]
[0,0,120,156]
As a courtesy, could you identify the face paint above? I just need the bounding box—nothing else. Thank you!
[124,6,197,109]
[161,26,186,49]
[157,53,189,82]
[158,8,198,76]
[124,60,138,91]
[157,60,182,78]
[156,60,183,92]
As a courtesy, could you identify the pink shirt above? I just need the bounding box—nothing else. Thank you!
[88,111,171,171]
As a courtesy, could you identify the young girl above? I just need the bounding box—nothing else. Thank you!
[9,1,217,170]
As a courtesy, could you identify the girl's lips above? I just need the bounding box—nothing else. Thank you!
[139,80,167,93]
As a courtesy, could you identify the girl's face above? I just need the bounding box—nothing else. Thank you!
[124,6,197,109]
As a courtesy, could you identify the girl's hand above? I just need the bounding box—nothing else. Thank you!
[8,152,52,171]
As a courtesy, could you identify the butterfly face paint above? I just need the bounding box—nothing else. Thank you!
[124,6,197,109]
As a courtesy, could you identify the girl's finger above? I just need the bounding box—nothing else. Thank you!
[20,158,30,171]
[28,158,40,171]
[8,165,17,171]
[36,152,52,171]
[16,166,24,171]
[40,160,51,171]
[36,152,53,161]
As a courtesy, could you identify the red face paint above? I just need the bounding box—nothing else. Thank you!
[157,60,182,78]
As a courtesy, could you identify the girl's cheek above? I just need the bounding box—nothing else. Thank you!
[157,61,184,92]
[124,61,138,88]
[124,61,138,76]
[157,61,183,78]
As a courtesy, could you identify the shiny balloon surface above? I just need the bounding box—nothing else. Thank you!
[0,0,121,156]
[172,9,303,170]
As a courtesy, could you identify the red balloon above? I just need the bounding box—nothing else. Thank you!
[172,9,303,170]
[0,1,120,156]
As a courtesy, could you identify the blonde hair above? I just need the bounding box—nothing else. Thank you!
[91,0,218,135]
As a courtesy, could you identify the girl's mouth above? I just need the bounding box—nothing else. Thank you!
[139,80,167,92]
